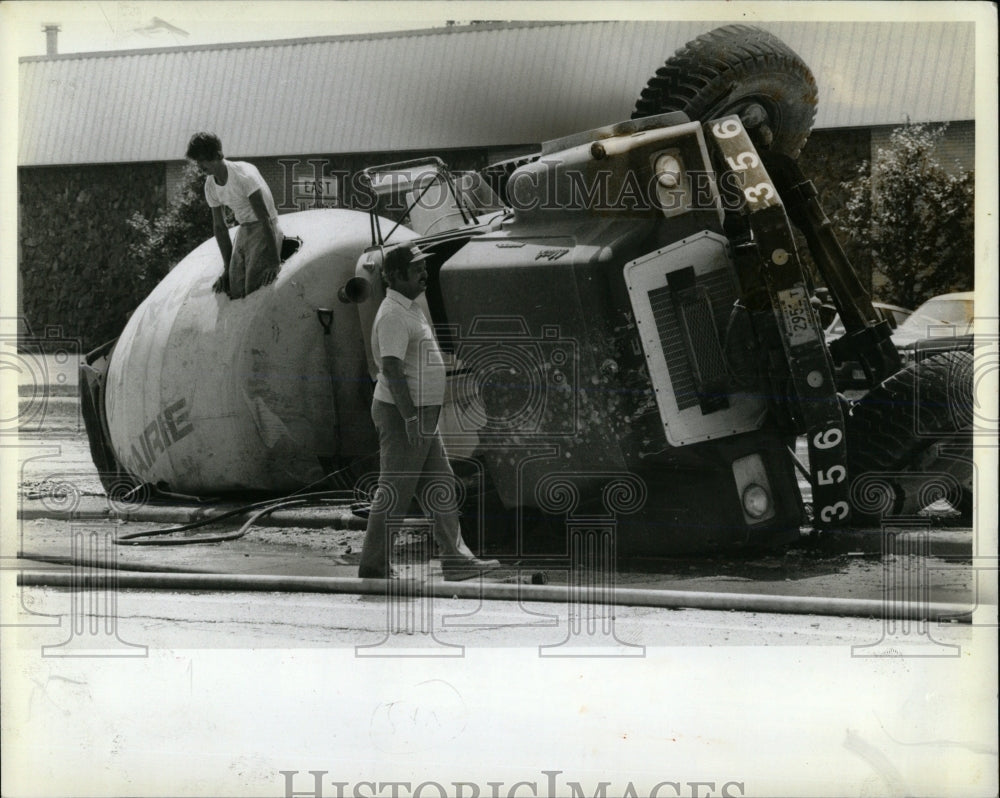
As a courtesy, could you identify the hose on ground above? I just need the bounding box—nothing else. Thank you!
[114,491,360,546]
[16,569,974,623]
[112,453,384,546]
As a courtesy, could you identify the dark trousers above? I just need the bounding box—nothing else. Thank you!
[358,400,475,574]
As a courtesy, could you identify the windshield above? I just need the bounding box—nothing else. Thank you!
[826,305,910,337]
[362,159,503,240]
[897,297,974,334]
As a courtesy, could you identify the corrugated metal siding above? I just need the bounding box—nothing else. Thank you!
[18,21,976,166]
[767,22,975,129]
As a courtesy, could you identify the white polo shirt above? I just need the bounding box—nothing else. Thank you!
[204,160,278,224]
[372,289,447,407]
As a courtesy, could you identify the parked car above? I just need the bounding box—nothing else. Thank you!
[892,291,975,360]
[825,302,913,389]
[826,302,912,339]
[892,291,975,347]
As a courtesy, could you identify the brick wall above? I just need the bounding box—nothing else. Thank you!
[19,149,498,351]
[18,163,167,351]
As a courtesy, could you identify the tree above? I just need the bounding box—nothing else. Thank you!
[838,123,974,310]
[125,163,228,294]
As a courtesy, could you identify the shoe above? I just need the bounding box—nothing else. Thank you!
[441,557,501,581]
[358,565,400,580]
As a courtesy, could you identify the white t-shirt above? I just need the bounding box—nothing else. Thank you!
[372,289,447,407]
[204,160,278,224]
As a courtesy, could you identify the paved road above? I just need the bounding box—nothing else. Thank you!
[4,363,996,798]
[4,578,996,798]
[5,575,978,650]
[10,390,983,603]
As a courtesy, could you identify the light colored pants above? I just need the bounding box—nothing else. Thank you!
[230,217,282,299]
[358,400,475,575]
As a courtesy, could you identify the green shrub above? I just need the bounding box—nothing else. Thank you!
[125,164,232,291]
[838,123,974,309]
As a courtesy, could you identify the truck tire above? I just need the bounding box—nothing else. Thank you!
[632,25,818,158]
[846,351,974,525]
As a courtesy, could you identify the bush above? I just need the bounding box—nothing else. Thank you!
[126,164,230,291]
[837,123,974,309]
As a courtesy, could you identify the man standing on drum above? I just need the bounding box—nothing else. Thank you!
[186,132,283,299]
[358,244,500,581]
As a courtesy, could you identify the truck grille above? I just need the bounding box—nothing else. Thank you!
[648,267,737,411]
[624,231,766,446]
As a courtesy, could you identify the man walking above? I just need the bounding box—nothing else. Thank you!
[186,132,283,299]
[358,244,500,581]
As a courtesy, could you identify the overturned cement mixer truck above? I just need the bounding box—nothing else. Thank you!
[80,25,973,556]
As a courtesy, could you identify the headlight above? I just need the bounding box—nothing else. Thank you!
[654,153,682,188]
[650,149,690,219]
[742,484,771,519]
[732,454,776,524]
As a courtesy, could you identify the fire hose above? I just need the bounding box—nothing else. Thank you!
[15,568,973,623]
[108,484,369,546]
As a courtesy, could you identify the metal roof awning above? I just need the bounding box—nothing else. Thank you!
[17,20,976,166]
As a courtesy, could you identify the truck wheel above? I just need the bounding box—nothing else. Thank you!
[846,351,974,525]
[632,25,818,158]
